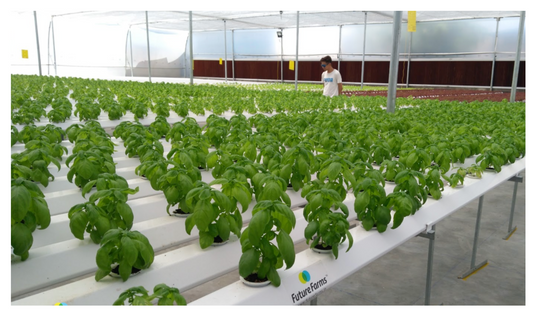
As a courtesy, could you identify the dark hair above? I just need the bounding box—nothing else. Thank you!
[320,56,332,63]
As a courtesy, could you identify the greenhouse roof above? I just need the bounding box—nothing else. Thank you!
[44,11,522,31]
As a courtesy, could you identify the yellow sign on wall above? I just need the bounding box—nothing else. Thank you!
[22,50,28,59]
[408,11,416,32]
[289,60,295,71]
[219,58,223,65]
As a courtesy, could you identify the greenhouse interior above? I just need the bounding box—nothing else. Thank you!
[10,9,526,306]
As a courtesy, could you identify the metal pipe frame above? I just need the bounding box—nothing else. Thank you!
[295,11,299,91]
[34,11,42,76]
[510,11,525,102]
[386,11,402,113]
[280,29,284,83]
[145,11,152,82]
[417,225,436,305]
[195,50,522,58]
[503,173,523,240]
[232,29,235,81]
[130,27,134,77]
[489,18,501,91]
[52,17,57,75]
[189,11,194,85]
[406,31,413,88]
[458,196,489,279]
[124,29,129,76]
[224,20,227,82]
[338,25,342,73]
[47,20,52,75]
[361,12,367,88]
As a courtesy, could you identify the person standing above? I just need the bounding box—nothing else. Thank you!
[320,56,343,97]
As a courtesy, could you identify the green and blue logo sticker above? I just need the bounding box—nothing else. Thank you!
[54,302,67,306]
[298,270,310,284]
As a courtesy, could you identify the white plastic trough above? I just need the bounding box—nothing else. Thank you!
[191,158,525,305]
[11,185,311,300]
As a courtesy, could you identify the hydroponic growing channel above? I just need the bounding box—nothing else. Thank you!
[11,74,525,305]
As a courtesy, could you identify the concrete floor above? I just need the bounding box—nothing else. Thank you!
[181,171,525,306]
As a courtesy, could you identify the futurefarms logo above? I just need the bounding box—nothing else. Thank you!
[54,302,67,306]
[291,270,328,303]
[299,270,311,284]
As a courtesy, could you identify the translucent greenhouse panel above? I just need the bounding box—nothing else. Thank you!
[232,29,279,60]
[51,18,127,77]
[130,26,188,77]
[410,18,497,60]
[282,26,340,61]
[10,11,51,75]
[339,23,408,61]
[191,30,234,60]
[496,17,526,60]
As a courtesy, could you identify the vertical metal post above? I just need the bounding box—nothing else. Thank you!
[52,17,57,76]
[471,196,484,269]
[489,18,501,91]
[232,29,235,81]
[280,29,284,83]
[459,195,489,279]
[510,11,525,102]
[295,11,299,91]
[33,11,42,76]
[189,11,194,85]
[503,179,519,239]
[424,225,436,305]
[338,25,342,73]
[406,32,413,88]
[145,11,152,82]
[125,29,129,76]
[386,11,402,113]
[224,20,227,82]
[130,27,134,77]
[361,12,367,88]
[47,20,52,75]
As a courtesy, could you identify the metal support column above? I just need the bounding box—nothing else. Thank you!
[130,27,134,77]
[361,12,367,88]
[232,29,235,81]
[503,173,523,240]
[417,225,436,305]
[145,11,152,82]
[33,11,42,76]
[224,20,227,82]
[47,20,52,75]
[458,196,488,279]
[51,17,57,76]
[280,29,284,83]
[338,25,342,73]
[124,29,129,76]
[386,11,402,113]
[510,11,525,102]
[295,11,300,91]
[189,11,194,85]
[406,32,413,88]
[489,18,501,91]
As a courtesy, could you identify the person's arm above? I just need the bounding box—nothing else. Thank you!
[338,83,343,95]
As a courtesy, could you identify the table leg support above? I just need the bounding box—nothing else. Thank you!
[424,226,436,305]
[503,180,519,240]
[458,196,488,279]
